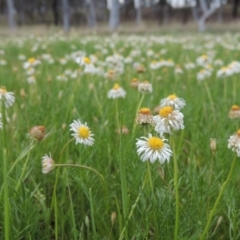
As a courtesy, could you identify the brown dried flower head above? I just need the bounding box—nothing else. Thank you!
[135,107,155,126]
[228,105,240,119]
[130,78,139,89]
[30,126,45,141]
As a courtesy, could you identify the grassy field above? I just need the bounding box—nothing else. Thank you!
[0,31,240,239]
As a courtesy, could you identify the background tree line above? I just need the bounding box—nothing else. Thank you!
[1,0,239,31]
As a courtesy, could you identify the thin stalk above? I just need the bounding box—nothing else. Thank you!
[2,102,10,240]
[15,141,34,191]
[204,81,216,122]
[119,163,148,240]
[92,84,103,117]
[115,99,120,130]
[66,173,77,240]
[200,156,237,240]
[147,161,159,239]
[89,188,97,240]
[118,112,128,239]
[172,136,179,240]
[132,94,145,137]
[54,164,104,181]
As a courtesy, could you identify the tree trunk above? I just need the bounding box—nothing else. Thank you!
[86,0,97,28]
[52,0,59,25]
[61,0,70,32]
[217,2,223,23]
[136,7,142,26]
[108,0,120,30]
[6,0,16,29]
[232,0,239,18]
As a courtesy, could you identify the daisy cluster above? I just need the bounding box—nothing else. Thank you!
[136,94,186,164]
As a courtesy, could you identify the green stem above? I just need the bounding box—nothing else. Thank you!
[15,141,34,191]
[66,173,77,240]
[204,81,216,122]
[132,94,145,137]
[172,137,179,240]
[119,164,148,240]
[55,164,104,181]
[89,188,97,240]
[118,112,128,239]
[200,156,237,240]
[115,99,120,130]
[2,102,10,240]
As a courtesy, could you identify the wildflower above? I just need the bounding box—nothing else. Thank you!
[228,130,240,156]
[111,212,117,224]
[196,68,212,81]
[136,133,172,164]
[210,138,216,152]
[153,106,184,135]
[0,86,15,108]
[160,94,186,110]
[228,105,240,119]
[135,107,155,126]
[138,81,152,93]
[76,56,91,66]
[116,125,129,135]
[30,126,45,141]
[23,58,40,69]
[108,84,126,99]
[42,154,55,174]
[130,78,139,89]
[69,120,94,146]
[27,76,36,84]
[105,70,116,80]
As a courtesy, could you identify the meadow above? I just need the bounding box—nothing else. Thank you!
[0,31,240,240]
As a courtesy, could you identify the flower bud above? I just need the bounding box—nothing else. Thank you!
[210,138,216,152]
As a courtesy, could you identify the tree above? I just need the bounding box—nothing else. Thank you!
[107,0,120,30]
[61,0,70,32]
[6,0,16,29]
[85,0,97,27]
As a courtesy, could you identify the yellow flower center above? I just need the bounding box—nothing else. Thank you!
[231,105,240,111]
[28,58,36,64]
[139,107,151,115]
[0,87,7,95]
[237,130,240,136]
[108,69,114,75]
[159,106,173,117]
[148,137,164,150]
[113,84,120,90]
[78,126,90,138]
[202,55,208,59]
[151,60,157,64]
[143,80,149,84]
[168,94,177,100]
[83,57,91,64]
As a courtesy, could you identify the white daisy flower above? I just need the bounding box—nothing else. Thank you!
[228,130,240,157]
[108,84,126,99]
[42,154,55,174]
[136,133,172,164]
[160,94,186,110]
[75,56,91,66]
[0,87,15,108]
[69,120,94,146]
[23,58,41,69]
[138,81,152,93]
[153,106,184,135]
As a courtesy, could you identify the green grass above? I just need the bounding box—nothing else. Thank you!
[0,32,240,239]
